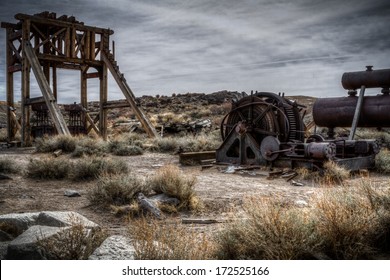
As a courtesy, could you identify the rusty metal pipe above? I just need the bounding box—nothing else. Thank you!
[342,67,390,90]
[313,95,390,128]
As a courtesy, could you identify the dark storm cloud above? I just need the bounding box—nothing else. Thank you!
[1,0,389,103]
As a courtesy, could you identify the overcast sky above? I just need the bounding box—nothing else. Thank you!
[0,0,389,103]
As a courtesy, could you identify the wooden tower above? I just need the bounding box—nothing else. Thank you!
[1,11,159,146]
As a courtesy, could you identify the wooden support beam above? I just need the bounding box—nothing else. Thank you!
[24,41,70,136]
[87,114,99,133]
[101,51,159,138]
[53,65,57,99]
[21,20,31,146]
[83,109,100,135]
[25,96,45,105]
[6,28,16,141]
[8,64,22,73]
[90,31,96,60]
[65,27,70,57]
[99,64,108,140]
[36,53,103,68]
[86,72,100,79]
[15,13,114,35]
[71,28,76,58]
[81,67,88,109]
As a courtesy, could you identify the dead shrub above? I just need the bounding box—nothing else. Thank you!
[128,218,215,260]
[150,137,179,153]
[0,157,19,174]
[26,157,71,179]
[314,186,378,259]
[70,157,128,181]
[375,149,390,174]
[215,196,319,260]
[71,137,107,157]
[37,214,107,260]
[88,174,151,207]
[148,165,200,211]
[35,135,77,153]
[113,145,144,156]
[322,161,350,184]
[296,161,349,185]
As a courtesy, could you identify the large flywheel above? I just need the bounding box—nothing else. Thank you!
[217,92,305,165]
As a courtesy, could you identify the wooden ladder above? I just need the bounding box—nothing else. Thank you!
[101,50,159,138]
[24,42,70,135]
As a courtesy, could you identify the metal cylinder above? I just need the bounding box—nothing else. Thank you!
[313,95,390,128]
[304,142,336,159]
[341,67,390,90]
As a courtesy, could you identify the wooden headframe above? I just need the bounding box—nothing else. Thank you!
[1,11,159,146]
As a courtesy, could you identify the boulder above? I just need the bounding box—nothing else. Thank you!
[0,229,13,241]
[0,241,10,259]
[0,212,40,233]
[6,225,67,260]
[36,211,98,229]
[89,235,135,260]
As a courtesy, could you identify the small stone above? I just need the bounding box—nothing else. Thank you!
[53,149,62,157]
[291,180,304,186]
[64,190,81,197]
[295,200,308,207]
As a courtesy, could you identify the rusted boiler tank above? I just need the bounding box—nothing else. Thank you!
[313,66,390,131]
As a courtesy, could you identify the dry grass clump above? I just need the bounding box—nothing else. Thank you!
[149,137,179,153]
[177,131,221,153]
[70,136,107,157]
[0,129,7,142]
[37,215,107,260]
[148,165,200,211]
[35,135,77,153]
[26,157,71,179]
[314,187,376,259]
[128,218,215,260]
[0,157,19,174]
[215,181,390,260]
[296,161,350,185]
[112,144,143,156]
[375,149,390,173]
[215,196,319,260]
[70,157,128,181]
[88,174,151,207]
[321,161,350,184]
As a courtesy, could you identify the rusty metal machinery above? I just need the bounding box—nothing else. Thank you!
[216,67,389,171]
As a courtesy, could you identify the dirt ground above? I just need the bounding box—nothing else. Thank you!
[0,147,387,237]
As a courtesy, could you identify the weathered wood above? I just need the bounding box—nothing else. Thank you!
[70,28,76,58]
[181,219,222,224]
[25,96,45,105]
[6,28,15,141]
[8,64,22,73]
[24,41,70,136]
[99,63,108,140]
[36,53,103,68]
[101,51,159,138]
[21,20,31,146]
[87,114,99,134]
[90,31,96,60]
[179,151,216,165]
[15,13,114,35]
[86,72,100,79]
[83,109,100,134]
